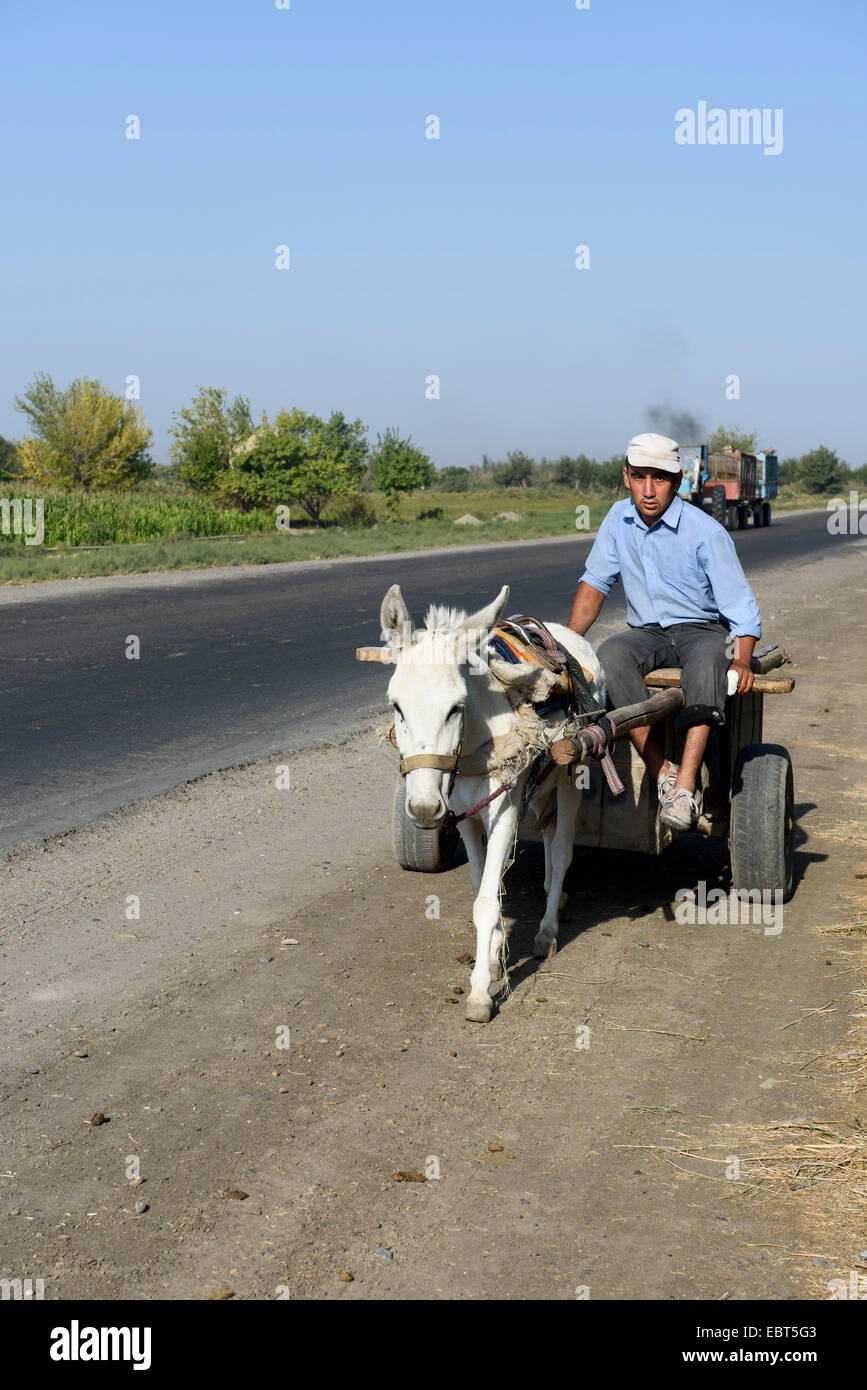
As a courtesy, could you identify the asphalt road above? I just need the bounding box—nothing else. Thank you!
[1,510,850,849]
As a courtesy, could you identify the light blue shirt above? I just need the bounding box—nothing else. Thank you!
[580,495,761,638]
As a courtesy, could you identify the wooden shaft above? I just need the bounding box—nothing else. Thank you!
[550,688,684,766]
[750,648,790,675]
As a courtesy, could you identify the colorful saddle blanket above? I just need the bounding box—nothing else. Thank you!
[489,616,589,716]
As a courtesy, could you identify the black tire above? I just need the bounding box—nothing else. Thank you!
[762,501,771,527]
[726,502,739,531]
[730,744,794,901]
[737,504,748,530]
[752,501,764,528]
[391,779,458,872]
[710,485,726,527]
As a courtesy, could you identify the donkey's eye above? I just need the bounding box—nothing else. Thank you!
[392,704,403,720]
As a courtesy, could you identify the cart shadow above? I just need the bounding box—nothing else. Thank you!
[790,799,825,891]
[495,804,823,998]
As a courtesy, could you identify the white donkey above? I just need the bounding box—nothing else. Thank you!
[381,582,606,1023]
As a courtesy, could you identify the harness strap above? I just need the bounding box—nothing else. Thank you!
[397,721,464,798]
[398,753,459,775]
[503,615,567,670]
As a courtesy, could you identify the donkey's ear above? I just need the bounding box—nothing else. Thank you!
[457,584,510,636]
[380,584,414,648]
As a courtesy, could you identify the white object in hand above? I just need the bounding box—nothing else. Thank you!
[726,668,739,697]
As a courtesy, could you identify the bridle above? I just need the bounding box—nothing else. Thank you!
[393,712,514,827]
[394,711,464,799]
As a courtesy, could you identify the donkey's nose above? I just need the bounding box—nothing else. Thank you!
[408,795,445,827]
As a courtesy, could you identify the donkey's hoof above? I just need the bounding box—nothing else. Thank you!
[465,996,492,1023]
[533,933,557,959]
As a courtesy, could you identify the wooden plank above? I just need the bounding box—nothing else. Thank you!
[356,645,396,663]
[644,668,794,694]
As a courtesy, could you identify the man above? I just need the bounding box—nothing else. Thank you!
[567,432,761,830]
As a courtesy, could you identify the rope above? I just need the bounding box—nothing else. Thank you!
[443,782,512,831]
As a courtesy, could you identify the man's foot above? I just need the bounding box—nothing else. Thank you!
[660,786,700,830]
[657,762,678,801]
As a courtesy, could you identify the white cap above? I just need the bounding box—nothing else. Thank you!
[626,432,681,474]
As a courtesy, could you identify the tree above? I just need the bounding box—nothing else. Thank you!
[777,456,801,488]
[554,454,594,489]
[494,450,535,487]
[170,387,253,496]
[594,456,628,490]
[798,445,844,495]
[849,462,867,487]
[707,425,759,455]
[0,435,21,480]
[226,407,368,524]
[370,428,434,519]
[435,466,470,492]
[14,373,153,490]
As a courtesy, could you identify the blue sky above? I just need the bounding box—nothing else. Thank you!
[2,0,864,468]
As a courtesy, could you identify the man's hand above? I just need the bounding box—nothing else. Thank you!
[728,659,755,694]
[728,634,757,693]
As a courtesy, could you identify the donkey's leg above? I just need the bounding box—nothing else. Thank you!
[534,777,580,959]
[457,816,486,897]
[542,825,553,895]
[459,818,503,979]
[466,804,517,1023]
[488,921,505,983]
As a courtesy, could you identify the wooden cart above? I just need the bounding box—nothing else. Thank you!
[381,649,796,901]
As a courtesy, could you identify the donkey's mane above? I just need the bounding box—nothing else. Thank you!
[423,603,468,634]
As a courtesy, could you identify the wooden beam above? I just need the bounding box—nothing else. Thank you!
[355,645,396,664]
[751,648,791,675]
[644,668,795,695]
[550,688,684,766]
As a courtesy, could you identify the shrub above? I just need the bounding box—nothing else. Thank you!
[330,493,378,528]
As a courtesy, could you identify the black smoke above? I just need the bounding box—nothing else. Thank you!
[645,403,705,444]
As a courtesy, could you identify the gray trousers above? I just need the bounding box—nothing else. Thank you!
[596,622,729,731]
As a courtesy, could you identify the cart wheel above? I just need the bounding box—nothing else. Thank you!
[730,744,794,901]
[711,485,726,527]
[762,501,771,527]
[726,502,739,531]
[392,779,458,872]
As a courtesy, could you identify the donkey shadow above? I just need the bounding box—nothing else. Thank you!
[491,802,822,1000]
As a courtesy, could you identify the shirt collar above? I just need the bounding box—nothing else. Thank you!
[626,493,684,532]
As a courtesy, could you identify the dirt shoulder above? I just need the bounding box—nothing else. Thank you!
[1,540,865,1300]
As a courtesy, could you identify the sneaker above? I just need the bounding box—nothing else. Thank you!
[657,763,678,801]
[660,787,700,831]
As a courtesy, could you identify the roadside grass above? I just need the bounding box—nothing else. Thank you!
[0,482,832,585]
[0,490,612,584]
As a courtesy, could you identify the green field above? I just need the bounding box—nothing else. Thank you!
[0,482,830,585]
